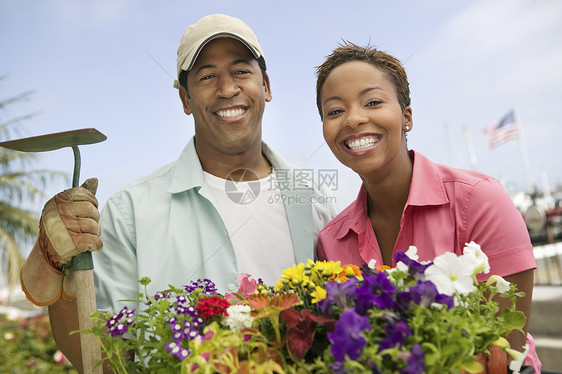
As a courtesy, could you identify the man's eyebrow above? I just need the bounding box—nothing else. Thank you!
[194,64,216,75]
[194,59,254,75]
[231,58,254,67]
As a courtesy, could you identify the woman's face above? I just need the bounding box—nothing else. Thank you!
[320,61,412,178]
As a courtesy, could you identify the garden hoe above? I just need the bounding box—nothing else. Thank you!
[0,128,106,373]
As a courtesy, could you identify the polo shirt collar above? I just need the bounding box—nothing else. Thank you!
[262,142,293,171]
[407,150,449,206]
[335,186,369,240]
[167,137,288,194]
[334,150,449,239]
[167,137,204,194]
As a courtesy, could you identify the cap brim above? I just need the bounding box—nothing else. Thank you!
[183,32,262,72]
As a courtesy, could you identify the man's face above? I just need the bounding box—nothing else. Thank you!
[180,38,272,159]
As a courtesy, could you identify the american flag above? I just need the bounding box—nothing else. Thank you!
[484,110,519,148]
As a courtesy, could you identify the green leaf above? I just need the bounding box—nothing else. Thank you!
[457,359,484,373]
[502,310,526,330]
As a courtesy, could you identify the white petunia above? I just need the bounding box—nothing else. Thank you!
[507,344,529,374]
[424,252,475,296]
[462,241,490,275]
[368,259,377,270]
[486,275,511,293]
[404,245,419,261]
[222,305,254,332]
[396,261,409,273]
[394,246,419,273]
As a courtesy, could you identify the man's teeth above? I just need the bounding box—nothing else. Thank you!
[346,137,379,150]
[217,108,244,118]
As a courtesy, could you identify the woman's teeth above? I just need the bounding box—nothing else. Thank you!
[346,137,379,150]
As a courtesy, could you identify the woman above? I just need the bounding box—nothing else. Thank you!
[315,42,540,371]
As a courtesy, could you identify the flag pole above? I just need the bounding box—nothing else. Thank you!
[463,126,478,171]
[513,108,533,192]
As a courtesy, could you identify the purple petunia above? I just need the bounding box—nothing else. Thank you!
[317,278,359,314]
[354,272,397,315]
[410,280,454,309]
[400,343,425,374]
[396,280,454,311]
[175,303,197,316]
[106,307,136,337]
[154,291,171,301]
[329,361,346,374]
[394,251,431,277]
[328,308,372,362]
[169,319,201,343]
[379,320,411,351]
[184,279,217,295]
[165,341,190,361]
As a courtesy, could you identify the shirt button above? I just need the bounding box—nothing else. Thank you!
[228,283,236,291]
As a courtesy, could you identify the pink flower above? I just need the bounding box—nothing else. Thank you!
[225,273,258,303]
[54,350,67,365]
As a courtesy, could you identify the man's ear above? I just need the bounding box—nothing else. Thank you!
[179,87,192,115]
[263,73,272,103]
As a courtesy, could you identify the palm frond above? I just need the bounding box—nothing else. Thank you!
[0,83,67,290]
[0,226,25,289]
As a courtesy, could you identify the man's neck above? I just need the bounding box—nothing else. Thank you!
[196,142,272,181]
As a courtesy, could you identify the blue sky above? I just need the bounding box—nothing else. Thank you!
[1,0,562,212]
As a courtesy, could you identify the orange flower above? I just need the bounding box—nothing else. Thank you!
[330,264,363,283]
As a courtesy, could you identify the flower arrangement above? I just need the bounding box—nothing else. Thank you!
[85,242,530,374]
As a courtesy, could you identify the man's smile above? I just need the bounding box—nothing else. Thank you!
[215,106,247,120]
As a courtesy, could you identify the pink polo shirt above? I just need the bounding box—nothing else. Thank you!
[317,151,536,280]
[317,151,540,370]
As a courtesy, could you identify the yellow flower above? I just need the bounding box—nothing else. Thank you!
[276,263,310,290]
[319,260,343,276]
[310,286,327,304]
[309,260,342,284]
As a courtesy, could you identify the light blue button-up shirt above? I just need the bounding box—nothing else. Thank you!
[93,137,337,313]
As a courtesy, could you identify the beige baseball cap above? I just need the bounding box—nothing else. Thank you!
[173,14,264,89]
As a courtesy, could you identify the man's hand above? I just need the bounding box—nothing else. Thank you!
[39,178,102,270]
[20,178,103,306]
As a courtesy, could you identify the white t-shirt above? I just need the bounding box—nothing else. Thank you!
[203,171,295,285]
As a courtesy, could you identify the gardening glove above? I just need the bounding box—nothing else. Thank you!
[20,178,103,306]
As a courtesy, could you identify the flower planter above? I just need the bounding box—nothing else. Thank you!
[88,247,531,374]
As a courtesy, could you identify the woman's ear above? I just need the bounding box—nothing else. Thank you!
[403,107,413,132]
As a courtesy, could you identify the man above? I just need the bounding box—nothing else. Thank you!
[20,14,337,372]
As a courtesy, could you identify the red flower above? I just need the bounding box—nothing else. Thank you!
[196,296,231,319]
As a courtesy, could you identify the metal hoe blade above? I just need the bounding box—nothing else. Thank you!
[0,127,106,374]
[0,128,106,187]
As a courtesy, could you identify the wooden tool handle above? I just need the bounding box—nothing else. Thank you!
[74,269,102,373]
